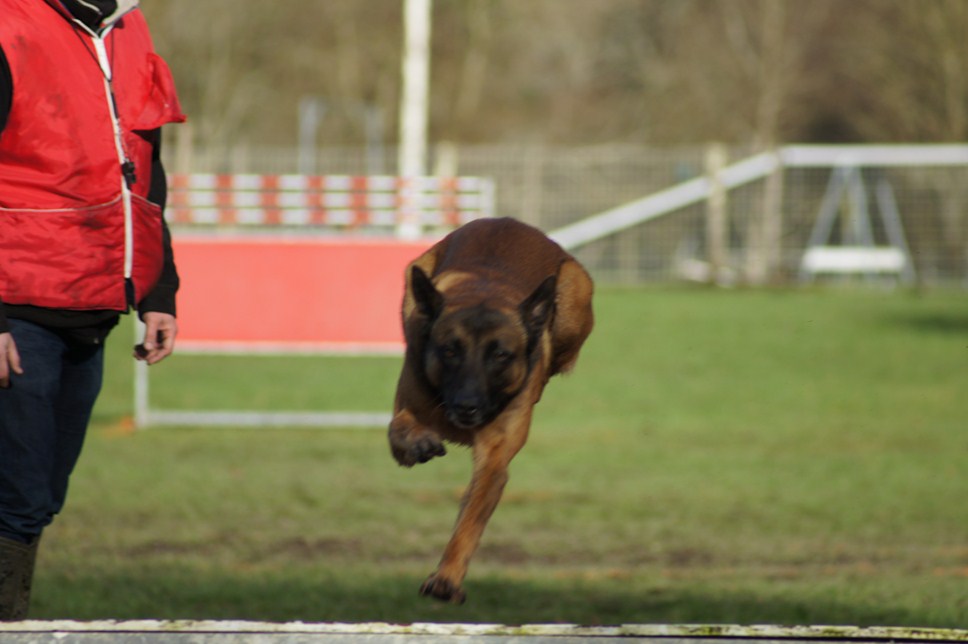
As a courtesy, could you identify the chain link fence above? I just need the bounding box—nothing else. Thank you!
[163,140,968,287]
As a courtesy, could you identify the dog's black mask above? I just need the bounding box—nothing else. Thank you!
[411,267,556,429]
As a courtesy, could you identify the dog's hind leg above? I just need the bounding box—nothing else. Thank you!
[419,408,532,604]
[550,259,594,376]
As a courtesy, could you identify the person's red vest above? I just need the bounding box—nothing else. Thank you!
[0,0,185,311]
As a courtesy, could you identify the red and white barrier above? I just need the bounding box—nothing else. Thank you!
[166,174,495,229]
[137,173,495,428]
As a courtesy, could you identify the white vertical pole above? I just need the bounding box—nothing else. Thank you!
[298,97,323,176]
[397,0,432,240]
[705,143,728,285]
[133,317,149,429]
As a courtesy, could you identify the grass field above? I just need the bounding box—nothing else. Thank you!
[29,286,968,627]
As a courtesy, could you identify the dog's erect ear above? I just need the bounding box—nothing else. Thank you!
[520,275,557,342]
[411,266,444,320]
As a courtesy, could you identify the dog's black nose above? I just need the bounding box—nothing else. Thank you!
[455,401,479,417]
[448,397,484,428]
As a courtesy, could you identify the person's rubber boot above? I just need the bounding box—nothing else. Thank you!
[0,535,39,621]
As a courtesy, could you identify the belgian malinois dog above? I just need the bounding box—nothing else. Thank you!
[388,217,594,604]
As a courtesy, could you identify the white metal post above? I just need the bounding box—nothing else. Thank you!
[705,143,728,285]
[397,0,432,240]
[133,317,150,428]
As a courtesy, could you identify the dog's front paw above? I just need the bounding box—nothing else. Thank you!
[389,413,447,467]
[392,434,446,467]
[420,573,466,604]
[410,434,447,465]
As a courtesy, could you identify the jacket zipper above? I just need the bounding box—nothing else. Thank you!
[91,29,135,284]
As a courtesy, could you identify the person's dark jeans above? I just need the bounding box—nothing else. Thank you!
[0,319,104,543]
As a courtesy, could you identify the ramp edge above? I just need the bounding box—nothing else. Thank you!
[0,622,965,642]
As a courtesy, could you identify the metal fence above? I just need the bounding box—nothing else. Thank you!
[162,140,968,287]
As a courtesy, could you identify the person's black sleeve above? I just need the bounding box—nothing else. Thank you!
[0,44,11,134]
[0,44,11,333]
[137,130,180,317]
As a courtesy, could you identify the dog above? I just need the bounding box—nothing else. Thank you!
[388,216,594,604]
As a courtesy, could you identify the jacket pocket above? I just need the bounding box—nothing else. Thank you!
[0,200,127,310]
[129,193,165,303]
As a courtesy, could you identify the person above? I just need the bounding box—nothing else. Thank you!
[0,0,185,619]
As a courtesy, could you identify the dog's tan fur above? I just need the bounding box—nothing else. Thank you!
[388,217,594,603]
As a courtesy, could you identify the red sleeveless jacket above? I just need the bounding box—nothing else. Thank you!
[0,0,185,311]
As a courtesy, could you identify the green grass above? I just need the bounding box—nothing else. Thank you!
[31,287,968,626]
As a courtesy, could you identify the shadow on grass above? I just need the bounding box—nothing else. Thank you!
[885,311,968,336]
[31,569,944,629]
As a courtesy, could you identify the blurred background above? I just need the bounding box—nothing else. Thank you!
[141,0,968,288]
[145,0,968,149]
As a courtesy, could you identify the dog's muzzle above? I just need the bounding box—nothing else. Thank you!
[446,401,487,429]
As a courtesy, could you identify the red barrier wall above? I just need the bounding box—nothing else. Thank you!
[171,235,432,353]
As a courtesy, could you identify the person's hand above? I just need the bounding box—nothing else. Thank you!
[134,312,178,365]
[0,332,23,388]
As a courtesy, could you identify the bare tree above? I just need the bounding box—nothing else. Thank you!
[144,0,402,154]
[837,0,968,274]
[141,0,968,149]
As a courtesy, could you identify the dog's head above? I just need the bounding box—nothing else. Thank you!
[410,266,557,430]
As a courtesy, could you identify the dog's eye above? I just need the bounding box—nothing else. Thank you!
[440,343,461,362]
[492,349,514,363]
